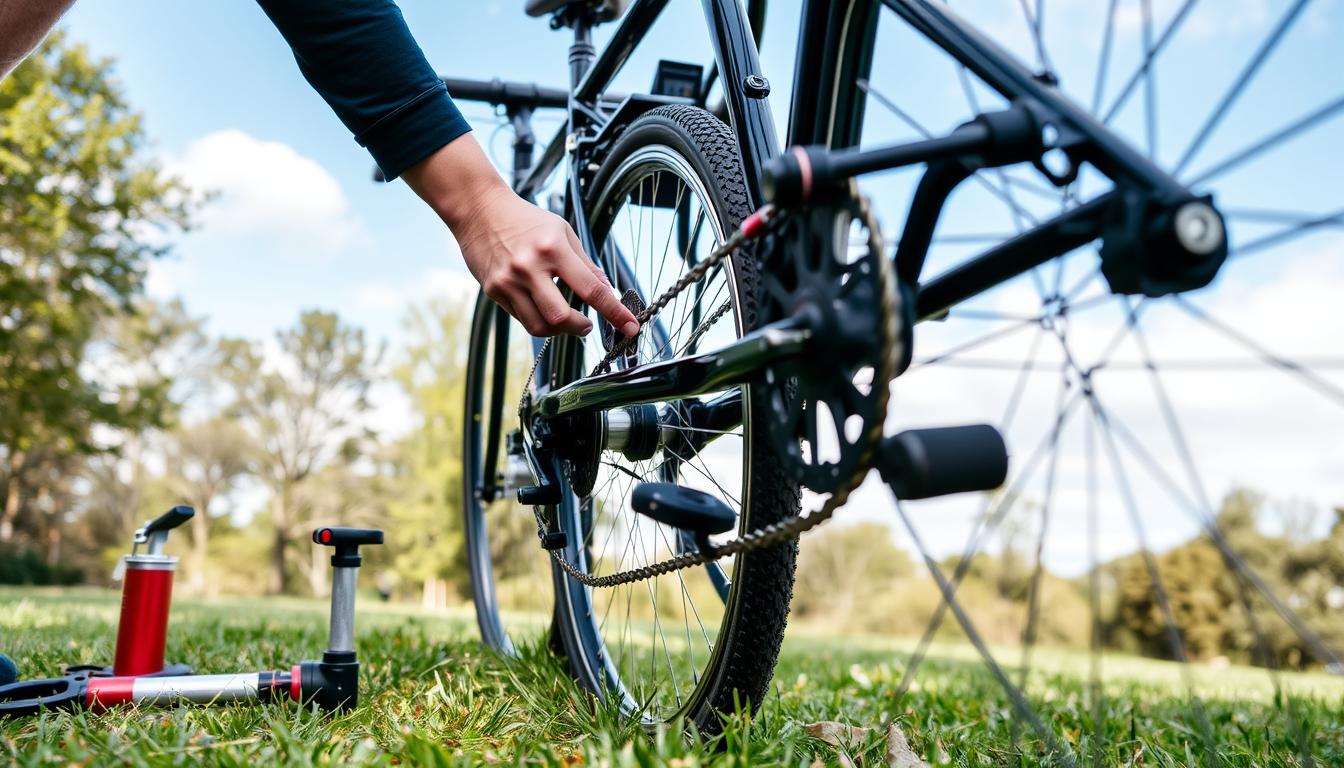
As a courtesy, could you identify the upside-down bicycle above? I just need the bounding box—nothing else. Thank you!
[454,0,1343,758]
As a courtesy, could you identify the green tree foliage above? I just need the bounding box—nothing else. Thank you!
[386,300,471,604]
[217,310,381,594]
[0,33,190,553]
[1107,490,1344,669]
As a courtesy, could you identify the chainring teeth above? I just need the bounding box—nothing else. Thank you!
[761,196,901,494]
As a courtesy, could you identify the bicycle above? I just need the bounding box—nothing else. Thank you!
[454,0,1344,757]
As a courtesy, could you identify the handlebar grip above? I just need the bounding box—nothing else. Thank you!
[143,505,194,535]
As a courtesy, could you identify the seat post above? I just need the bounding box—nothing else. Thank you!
[567,13,595,90]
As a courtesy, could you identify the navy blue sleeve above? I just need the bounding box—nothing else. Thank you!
[256,0,472,181]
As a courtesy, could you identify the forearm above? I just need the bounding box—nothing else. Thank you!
[0,0,75,79]
[401,133,512,236]
[255,0,470,180]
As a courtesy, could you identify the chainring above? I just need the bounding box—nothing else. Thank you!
[758,196,904,494]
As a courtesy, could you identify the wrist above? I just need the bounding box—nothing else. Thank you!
[402,133,513,235]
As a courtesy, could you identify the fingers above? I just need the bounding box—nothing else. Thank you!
[565,227,616,290]
[499,289,590,338]
[554,243,640,338]
[529,275,595,336]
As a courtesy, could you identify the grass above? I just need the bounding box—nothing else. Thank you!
[2,587,1341,766]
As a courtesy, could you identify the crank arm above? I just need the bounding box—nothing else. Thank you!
[534,319,808,418]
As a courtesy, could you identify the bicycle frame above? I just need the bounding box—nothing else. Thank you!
[447,0,1223,425]
[514,0,1223,420]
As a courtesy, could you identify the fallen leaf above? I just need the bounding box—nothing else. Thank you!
[804,721,870,749]
[885,723,931,768]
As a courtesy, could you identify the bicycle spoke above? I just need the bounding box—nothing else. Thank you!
[1229,208,1344,261]
[895,388,1084,699]
[1090,0,1121,114]
[893,497,1077,765]
[1224,207,1344,227]
[1101,0,1200,124]
[1123,300,1317,764]
[1084,414,1104,767]
[1100,406,1344,670]
[1013,360,1068,746]
[1087,392,1217,762]
[1173,0,1313,176]
[1140,0,1158,159]
[909,316,1041,369]
[1189,93,1344,186]
[1173,296,1344,406]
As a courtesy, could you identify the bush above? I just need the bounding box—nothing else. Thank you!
[0,547,83,585]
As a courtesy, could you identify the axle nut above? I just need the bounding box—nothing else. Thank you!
[1174,201,1225,256]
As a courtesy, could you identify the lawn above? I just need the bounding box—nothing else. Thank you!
[1,588,1341,766]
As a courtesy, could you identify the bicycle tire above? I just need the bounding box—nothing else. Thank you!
[549,104,801,734]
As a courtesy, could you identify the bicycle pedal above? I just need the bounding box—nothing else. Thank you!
[878,425,1008,500]
[631,483,736,538]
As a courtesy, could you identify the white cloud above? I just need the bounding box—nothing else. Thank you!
[166,129,366,253]
[354,265,478,314]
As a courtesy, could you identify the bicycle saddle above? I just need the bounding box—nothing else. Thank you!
[525,0,626,19]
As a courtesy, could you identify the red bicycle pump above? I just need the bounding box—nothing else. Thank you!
[0,509,383,717]
[110,505,194,677]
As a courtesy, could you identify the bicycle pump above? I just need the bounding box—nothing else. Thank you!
[0,525,383,716]
[61,505,197,679]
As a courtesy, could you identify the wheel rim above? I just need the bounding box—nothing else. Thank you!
[464,290,556,653]
[816,0,1344,758]
[552,144,755,723]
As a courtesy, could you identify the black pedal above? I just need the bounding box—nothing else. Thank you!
[631,483,736,539]
[878,425,1008,500]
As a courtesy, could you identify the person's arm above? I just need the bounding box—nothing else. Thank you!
[256,0,636,338]
[0,0,75,80]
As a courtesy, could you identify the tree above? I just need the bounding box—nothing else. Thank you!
[164,418,253,594]
[0,33,191,547]
[218,310,381,594]
[793,522,914,627]
[386,300,471,605]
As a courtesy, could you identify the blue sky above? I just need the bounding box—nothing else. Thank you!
[61,0,809,346]
[60,1,1344,570]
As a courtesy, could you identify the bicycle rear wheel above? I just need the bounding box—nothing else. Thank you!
[547,105,800,734]
[798,0,1344,762]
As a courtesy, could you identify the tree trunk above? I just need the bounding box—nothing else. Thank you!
[269,487,290,594]
[308,540,328,597]
[44,519,61,566]
[190,497,210,595]
[422,577,448,611]
[0,451,24,543]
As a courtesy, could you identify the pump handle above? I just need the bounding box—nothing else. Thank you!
[312,527,383,568]
[143,505,194,535]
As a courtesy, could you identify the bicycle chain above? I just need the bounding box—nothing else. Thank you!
[520,193,899,588]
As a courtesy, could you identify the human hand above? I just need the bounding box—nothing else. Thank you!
[403,134,639,338]
[454,185,639,337]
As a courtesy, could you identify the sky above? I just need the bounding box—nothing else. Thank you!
[58,1,1344,576]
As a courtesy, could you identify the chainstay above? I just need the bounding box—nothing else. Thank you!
[546,189,900,589]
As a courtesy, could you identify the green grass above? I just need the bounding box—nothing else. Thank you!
[2,588,1341,766]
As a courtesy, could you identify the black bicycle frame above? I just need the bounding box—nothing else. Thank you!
[469,0,1214,419]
